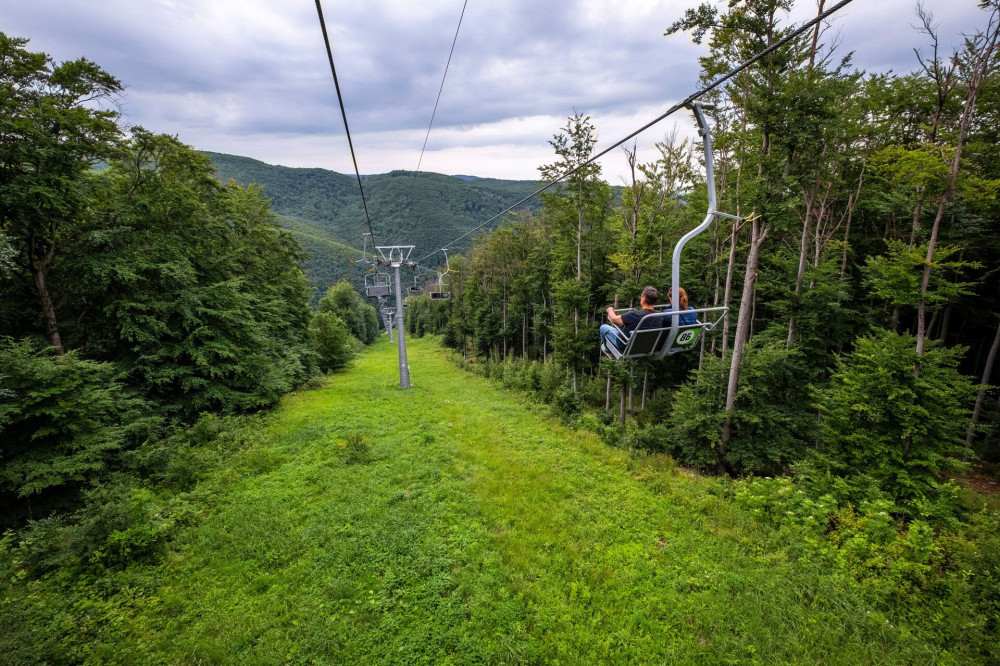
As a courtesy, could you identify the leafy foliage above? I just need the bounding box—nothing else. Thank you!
[317,280,379,344]
[310,311,358,372]
[813,329,976,508]
[0,338,152,503]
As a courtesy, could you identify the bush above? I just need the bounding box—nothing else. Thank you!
[814,329,976,511]
[665,339,815,475]
[0,337,155,517]
[310,311,358,372]
[343,432,373,464]
[318,280,379,344]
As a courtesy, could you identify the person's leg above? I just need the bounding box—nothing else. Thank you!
[599,324,619,353]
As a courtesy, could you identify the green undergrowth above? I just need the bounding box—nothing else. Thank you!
[1,336,994,663]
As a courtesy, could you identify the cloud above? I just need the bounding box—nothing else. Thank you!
[5,0,993,184]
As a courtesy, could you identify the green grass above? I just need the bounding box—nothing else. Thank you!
[3,337,964,663]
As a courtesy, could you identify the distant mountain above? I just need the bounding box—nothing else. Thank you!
[204,153,543,292]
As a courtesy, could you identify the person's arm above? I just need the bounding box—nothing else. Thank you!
[606,306,624,326]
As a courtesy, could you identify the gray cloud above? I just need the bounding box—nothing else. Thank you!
[5,0,992,181]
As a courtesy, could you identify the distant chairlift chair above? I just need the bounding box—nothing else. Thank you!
[429,249,452,301]
[365,271,392,298]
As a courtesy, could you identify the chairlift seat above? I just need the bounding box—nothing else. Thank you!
[366,285,391,298]
[602,306,727,360]
[429,291,451,301]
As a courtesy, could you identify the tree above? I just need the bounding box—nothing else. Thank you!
[57,130,314,418]
[0,33,123,353]
[318,280,379,344]
[814,329,975,508]
[310,312,357,372]
[539,113,613,393]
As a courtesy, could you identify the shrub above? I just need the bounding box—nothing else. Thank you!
[310,312,357,372]
[665,339,815,474]
[814,329,976,511]
[0,337,154,514]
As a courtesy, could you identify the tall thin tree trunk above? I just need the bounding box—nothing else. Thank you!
[721,219,741,359]
[939,304,952,342]
[628,364,634,411]
[32,265,64,355]
[641,368,649,411]
[917,10,1000,356]
[620,387,626,426]
[30,228,64,355]
[966,316,1000,451]
[788,174,821,347]
[720,218,768,472]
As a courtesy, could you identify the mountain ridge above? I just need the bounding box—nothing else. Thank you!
[204,151,545,298]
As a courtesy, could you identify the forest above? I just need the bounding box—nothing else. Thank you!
[2,0,1000,661]
[408,1,1000,489]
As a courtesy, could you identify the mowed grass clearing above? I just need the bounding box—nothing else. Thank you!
[82,336,943,664]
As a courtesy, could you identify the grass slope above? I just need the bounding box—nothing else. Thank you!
[49,338,948,663]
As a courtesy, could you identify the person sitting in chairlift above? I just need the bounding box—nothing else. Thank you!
[667,286,698,326]
[600,286,657,357]
[599,285,697,357]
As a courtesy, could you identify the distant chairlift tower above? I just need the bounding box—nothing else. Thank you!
[376,245,415,389]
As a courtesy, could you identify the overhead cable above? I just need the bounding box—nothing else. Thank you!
[416,0,856,264]
[315,0,377,246]
[416,0,469,173]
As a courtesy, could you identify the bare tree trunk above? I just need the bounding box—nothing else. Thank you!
[29,229,64,355]
[721,219,741,359]
[32,264,64,355]
[939,304,952,342]
[720,218,768,471]
[641,367,649,411]
[966,316,1000,450]
[619,387,626,426]
[522,313,527,359]
[839,188,858,282]
[788,175,820,347]
[628,364,634,411]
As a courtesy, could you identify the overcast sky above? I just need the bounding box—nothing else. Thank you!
[6,0,992,184]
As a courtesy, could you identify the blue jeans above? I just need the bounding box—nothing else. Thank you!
[600,324,624,353]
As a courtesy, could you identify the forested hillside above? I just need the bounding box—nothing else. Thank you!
[206,151,544,269]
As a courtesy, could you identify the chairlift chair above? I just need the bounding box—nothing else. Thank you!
[429,249,452,300]
[408,275,423,295]
[365,271,391,298]
[602,306,727,360]
[601,101,735,361]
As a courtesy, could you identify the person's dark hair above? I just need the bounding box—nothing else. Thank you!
[641,286,658,306]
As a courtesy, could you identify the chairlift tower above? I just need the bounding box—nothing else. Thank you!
[376,245,415,389]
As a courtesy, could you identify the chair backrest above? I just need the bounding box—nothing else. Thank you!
[622,327,667,357]
[618,311,704,359]
[366,285,391,298]
[429,291,450,301]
